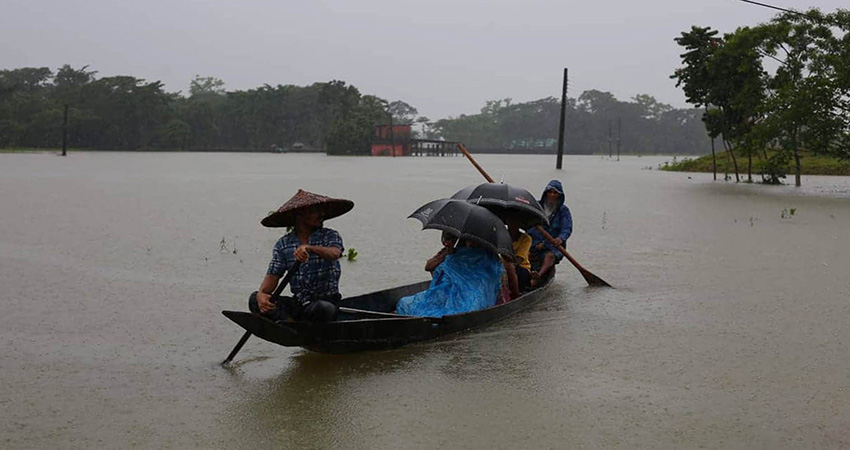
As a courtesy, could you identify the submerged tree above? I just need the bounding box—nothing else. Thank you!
[752,10,850,186]
[673,25,767,183]
[672,26,721,179]
[672,8,850,186]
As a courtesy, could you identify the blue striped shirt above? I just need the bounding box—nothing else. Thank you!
[266,227,344,302]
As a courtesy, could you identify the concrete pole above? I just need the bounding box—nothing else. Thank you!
[556,68,568,170]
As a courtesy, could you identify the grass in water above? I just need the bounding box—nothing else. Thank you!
[661,152,850,177]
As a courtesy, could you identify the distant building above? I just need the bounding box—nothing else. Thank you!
[371,123,461,157]
[371,124,412,156]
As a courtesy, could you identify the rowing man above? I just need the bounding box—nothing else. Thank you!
[528,180,573,286]
[248,189,353,322]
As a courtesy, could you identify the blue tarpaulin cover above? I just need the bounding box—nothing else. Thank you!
[396,246,503,317]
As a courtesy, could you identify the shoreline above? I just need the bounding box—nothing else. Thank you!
[660,153,850,177]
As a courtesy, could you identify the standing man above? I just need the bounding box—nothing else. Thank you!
[248,189,353,322]
[528,180,572,286]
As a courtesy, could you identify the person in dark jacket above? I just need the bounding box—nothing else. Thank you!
[527,180,572,286]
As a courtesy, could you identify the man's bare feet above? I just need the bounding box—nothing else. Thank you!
[530,270,541,287]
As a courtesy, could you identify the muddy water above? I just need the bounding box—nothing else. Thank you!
[1,152,849,449]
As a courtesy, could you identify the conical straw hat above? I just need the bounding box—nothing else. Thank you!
[261,189,354,228]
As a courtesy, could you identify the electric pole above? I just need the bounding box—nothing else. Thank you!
[556,68,568,170]
[617,117,621,162]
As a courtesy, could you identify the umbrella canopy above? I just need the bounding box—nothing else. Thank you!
[451,182,548,228]
[409,198,514,259]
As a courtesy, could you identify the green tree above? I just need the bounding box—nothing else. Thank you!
[752,10,849,186]
[0,67,54,147]
[673,9,850,186]
[632,94,673,120]
[52,65,97,150]
[674,26,767,182]
[672,26,722,178]
[189,75,225,96]
[387,100,418,124]
[161,119,191,149]
[326,94,390,155]
[77,76,175,150]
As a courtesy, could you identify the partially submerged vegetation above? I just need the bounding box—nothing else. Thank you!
[662,151,850,180]
[671,8,850,187]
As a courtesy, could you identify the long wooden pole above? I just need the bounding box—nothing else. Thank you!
[456,143,612,287]
[223,261,301,364]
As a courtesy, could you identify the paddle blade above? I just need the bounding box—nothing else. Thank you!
[579,267,612,287]
[222,330,251,365]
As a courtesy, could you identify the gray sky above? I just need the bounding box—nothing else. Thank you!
[2,0,846,120]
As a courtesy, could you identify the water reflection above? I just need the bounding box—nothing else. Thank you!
[229,346,428,448]
[225,288,565,448]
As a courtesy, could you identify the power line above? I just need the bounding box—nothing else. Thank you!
[737,0,799,16]
[737,0,841,25]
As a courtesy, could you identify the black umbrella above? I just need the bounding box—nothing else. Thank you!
[409,198,514,259]
[451,183,548,228]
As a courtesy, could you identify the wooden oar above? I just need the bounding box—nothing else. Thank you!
[222,261,301,365]
[339,307,412,318]
[338,307,443,323]
[456,143,612,287]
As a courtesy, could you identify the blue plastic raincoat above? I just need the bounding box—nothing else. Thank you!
[528,179,573,262]
[396,246,503,317]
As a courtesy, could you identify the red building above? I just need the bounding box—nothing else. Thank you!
[371,124,412,156]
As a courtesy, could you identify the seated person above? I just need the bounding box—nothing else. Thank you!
[504,215,532,298]
[528,180,572,286]
[425,231,458,274]
[397,238,503,317]
[249,189,351,322]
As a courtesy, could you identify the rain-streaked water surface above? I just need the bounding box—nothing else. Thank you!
[2,152,849,449]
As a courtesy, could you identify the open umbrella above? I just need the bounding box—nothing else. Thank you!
[409,198,514,259]
[451,183,548,228]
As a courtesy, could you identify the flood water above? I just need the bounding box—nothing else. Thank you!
[2,152,849,449]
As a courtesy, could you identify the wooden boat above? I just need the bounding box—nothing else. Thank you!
[222,274,555,354]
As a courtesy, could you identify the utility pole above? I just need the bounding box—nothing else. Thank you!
[710,134,717,180]
[61,104,68,157]
[388,112,395,157]
[556,68,568,170]
[608,120,612,158]
[616,117,621,162]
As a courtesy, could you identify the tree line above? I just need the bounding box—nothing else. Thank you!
[671,8,850,186]
[428,94,711,155]
[2,64,713,156]
[0,67,396,154]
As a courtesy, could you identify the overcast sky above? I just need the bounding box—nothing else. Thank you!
[1,0,846,119]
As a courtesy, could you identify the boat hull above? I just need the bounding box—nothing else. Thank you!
[222,276,554,354]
